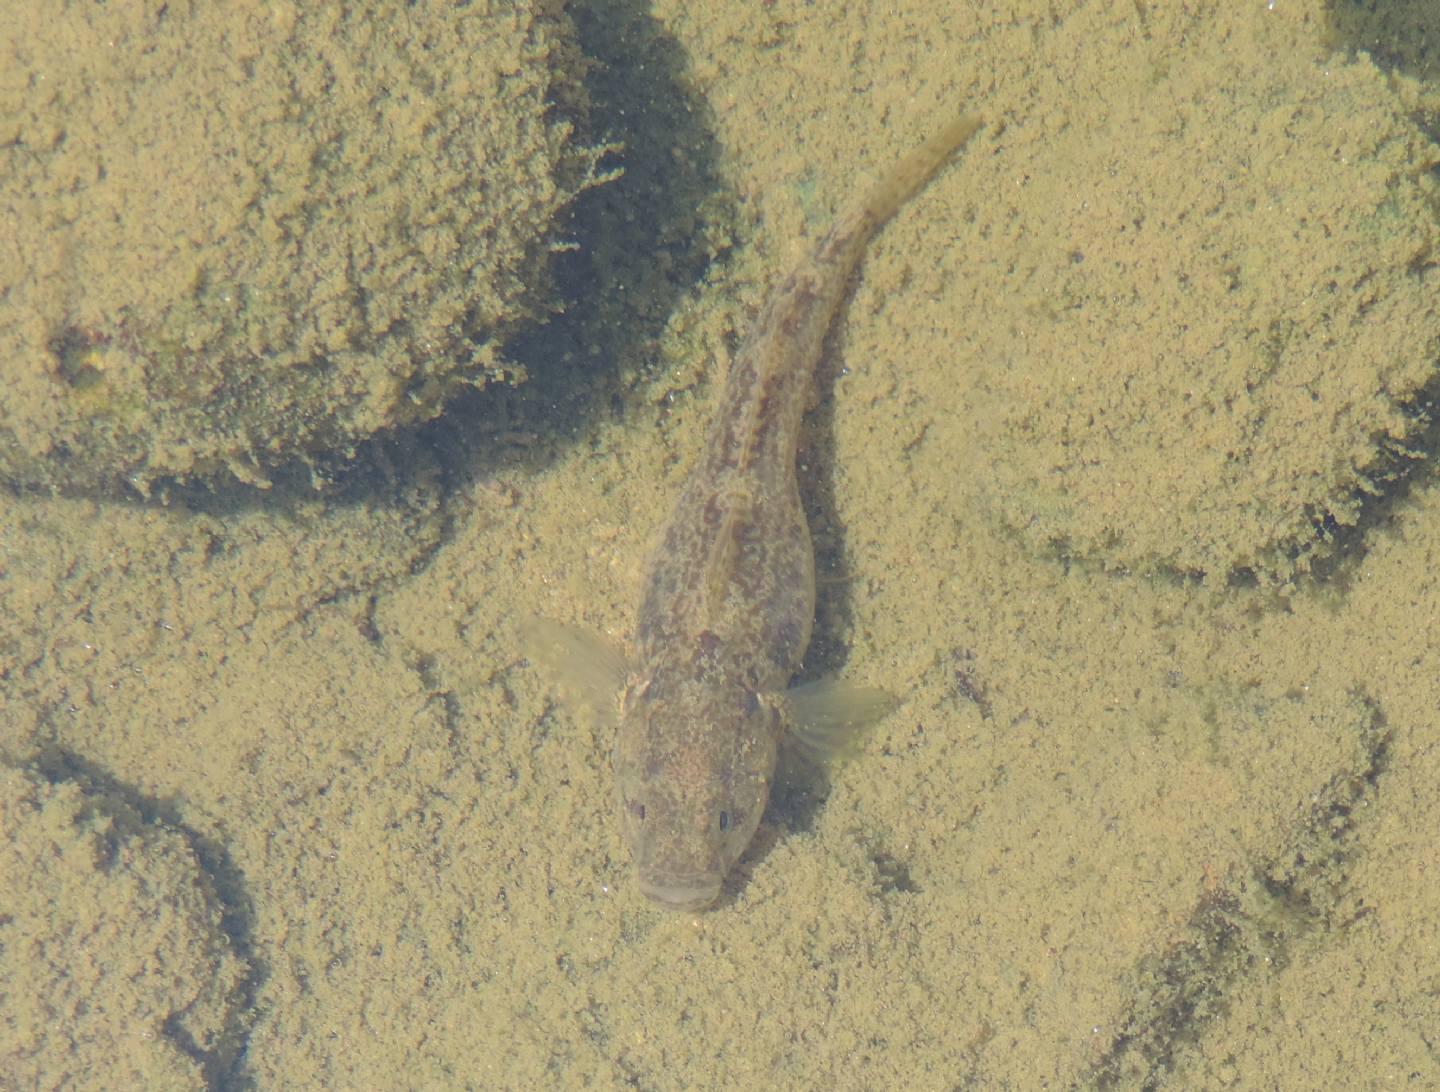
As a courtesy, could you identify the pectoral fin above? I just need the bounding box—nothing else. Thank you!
[776,678,898,764]
[522,615,629,728]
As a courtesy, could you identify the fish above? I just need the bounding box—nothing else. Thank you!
[528,112,982,910]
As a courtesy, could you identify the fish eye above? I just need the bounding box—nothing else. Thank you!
[718,810,729,832]
[629,799,646,821]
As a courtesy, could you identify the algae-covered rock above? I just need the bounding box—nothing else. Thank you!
[973,46,1440,579]
[0,2,602,494]
[0,766,248,1089]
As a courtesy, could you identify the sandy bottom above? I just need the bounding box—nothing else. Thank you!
[4,1,1439,1088]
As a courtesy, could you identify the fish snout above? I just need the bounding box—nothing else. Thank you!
[639,871,723,911]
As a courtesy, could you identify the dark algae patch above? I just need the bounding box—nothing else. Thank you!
[1084,696,1390,1090]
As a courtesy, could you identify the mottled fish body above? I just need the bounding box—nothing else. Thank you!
[530,114,981,910]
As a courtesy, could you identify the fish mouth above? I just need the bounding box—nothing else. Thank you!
[639,873,723,911]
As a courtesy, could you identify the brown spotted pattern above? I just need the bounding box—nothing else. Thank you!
[617,115,982,910]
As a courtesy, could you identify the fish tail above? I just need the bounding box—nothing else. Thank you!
[863,112,984,225]
[818,111,982,270]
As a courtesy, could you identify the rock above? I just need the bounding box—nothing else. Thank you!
[0,2,606,494]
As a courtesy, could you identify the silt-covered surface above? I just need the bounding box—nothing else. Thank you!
[3,1,1440,1088]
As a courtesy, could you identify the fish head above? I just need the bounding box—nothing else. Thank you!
[615,678,779,911]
